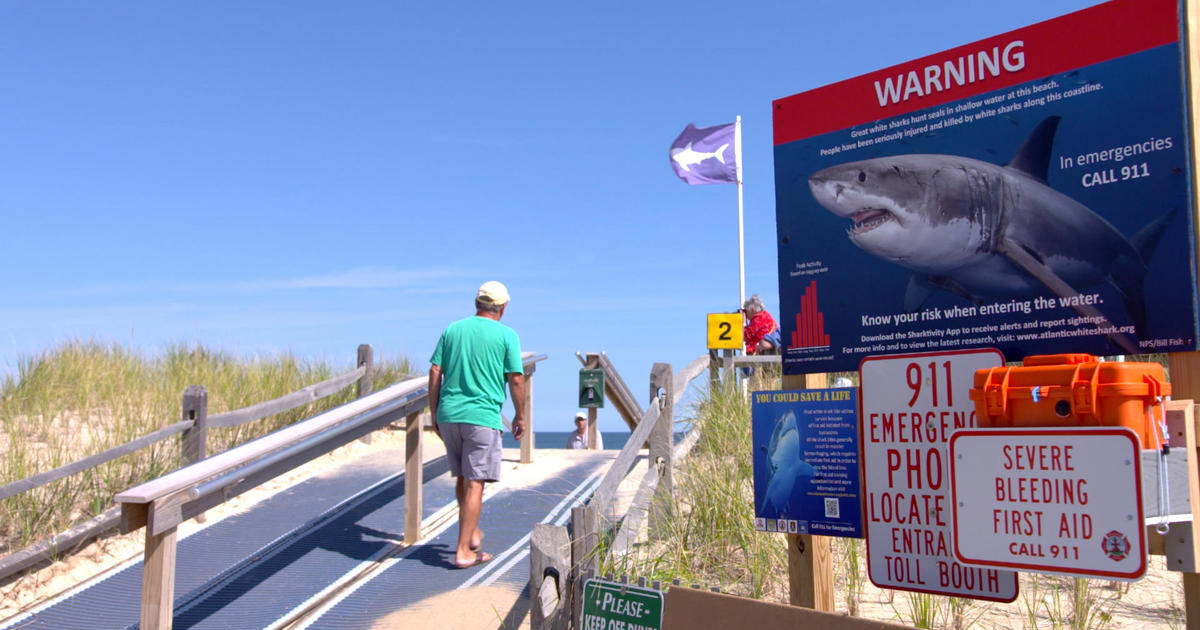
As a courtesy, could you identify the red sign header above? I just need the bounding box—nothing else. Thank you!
[773,0,1180,145]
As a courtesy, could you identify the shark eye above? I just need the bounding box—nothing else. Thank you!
[857,171,866,183]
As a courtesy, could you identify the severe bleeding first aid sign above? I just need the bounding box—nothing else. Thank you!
[860,349,1017,601]
[951,427,1146,580]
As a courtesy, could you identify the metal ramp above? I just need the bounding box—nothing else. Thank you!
[1,450,613,630]
[299,453,610,630]
[1,453,453,630]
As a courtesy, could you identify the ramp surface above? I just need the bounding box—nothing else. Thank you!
[1,453,450,630]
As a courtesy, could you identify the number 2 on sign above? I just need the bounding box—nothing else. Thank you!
[906,361,953,407]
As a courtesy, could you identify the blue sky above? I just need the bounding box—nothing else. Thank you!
[0,0,1100,431]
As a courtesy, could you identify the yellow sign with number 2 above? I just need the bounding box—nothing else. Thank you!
[707,313,743,349]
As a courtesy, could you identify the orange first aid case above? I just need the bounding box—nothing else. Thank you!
[968,354,1170,449]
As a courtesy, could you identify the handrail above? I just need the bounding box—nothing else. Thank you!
[116,378,425,506]
[590,399,661,517]
[671,355,710,407]
[117,352,545,510]
[722,354,781,368]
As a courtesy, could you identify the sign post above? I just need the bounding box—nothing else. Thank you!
[859,348,1017,601]
[950,427,1146,579]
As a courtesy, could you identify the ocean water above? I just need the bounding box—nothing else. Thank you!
[501,431,631,451]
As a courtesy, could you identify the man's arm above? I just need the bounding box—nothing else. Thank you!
[506,372,526,440]
[428,365,442,438]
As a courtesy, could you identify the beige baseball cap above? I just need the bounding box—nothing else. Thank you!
[477,280,510,305]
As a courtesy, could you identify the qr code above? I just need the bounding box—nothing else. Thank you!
[824,498,840,518]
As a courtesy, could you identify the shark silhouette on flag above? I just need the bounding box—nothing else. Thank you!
[669,122,738,185]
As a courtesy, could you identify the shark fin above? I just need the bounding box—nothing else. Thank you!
[999,236,1139,353]
[714,143,729,164]
[1006,116,1061,183]
[1130,208,1176,263]
[904,275,936,312]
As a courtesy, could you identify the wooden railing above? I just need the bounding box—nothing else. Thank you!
[0,344,379,583]
[530,354,711,630]
[114,351,544,630]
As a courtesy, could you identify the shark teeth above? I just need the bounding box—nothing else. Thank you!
[849,208,896,235]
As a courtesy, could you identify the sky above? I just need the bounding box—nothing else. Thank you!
[0,0,1102,432]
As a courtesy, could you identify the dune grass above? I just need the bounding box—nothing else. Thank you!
[0,339,416,556]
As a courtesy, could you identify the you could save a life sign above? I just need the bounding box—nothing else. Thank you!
[950,427,1146,579]
[860,349,1017,601]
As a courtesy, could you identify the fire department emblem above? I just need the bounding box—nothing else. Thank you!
[1101,530,1131,561]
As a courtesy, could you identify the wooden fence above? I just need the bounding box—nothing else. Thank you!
[530,353,712,630]
[0,344,383,583]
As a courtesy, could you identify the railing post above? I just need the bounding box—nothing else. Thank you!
[356,344,374,398]
[648,363,674,539]
[404,410,423,545]
[140,523,178,630]
[570,504,598,630]
[785,372,835,612]
[180,386,208,466]
[708,349,721,387]
[357,344,376,444]
[585,353,602,450]
[521,363,535,464]
[530,523,571,630]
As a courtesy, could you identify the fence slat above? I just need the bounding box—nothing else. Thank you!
[207,365,366,428]
[671,355,709,407]
[590,401,660,515]
[0,420,193,502]
[0,507,121,579]
[610,462,659,556]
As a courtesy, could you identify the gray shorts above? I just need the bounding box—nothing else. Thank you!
[439,422,502,482]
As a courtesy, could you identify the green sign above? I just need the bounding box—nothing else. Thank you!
[581,578,663,630]
[579,368,605,408]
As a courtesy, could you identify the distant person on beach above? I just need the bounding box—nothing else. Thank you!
[742,294,780,355]
[428,280,526,569]
[567,412,603,449]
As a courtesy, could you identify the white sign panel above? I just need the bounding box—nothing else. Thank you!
[860,349,1017,601]
[951,427,1146,580]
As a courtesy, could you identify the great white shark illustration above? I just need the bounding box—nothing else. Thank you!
[759,409,816,516]
[671,142,729,172]
[808,116,1172,353]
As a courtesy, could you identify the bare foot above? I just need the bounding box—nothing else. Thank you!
[470,529,484,552]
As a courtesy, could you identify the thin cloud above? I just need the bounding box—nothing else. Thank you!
[241,266,475,291]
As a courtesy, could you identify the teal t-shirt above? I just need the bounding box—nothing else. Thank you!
[429,315,522,430]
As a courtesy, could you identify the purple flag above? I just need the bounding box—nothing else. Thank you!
[669,122,738,185]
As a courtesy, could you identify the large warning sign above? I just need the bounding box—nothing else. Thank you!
[859,349,1017,601]
[773,0,1197,375]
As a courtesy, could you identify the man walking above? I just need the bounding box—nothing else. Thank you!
[428,281,526,569]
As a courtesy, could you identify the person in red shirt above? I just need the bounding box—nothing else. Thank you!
[742,294,779,354]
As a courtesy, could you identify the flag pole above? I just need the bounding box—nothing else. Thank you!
[735,115,746,315]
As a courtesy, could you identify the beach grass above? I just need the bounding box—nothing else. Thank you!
[0,339,416,557]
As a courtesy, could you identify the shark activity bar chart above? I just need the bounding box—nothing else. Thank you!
[792,280,830,350]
